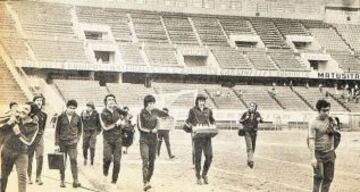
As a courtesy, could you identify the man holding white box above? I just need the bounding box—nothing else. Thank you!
[184,93,216,185]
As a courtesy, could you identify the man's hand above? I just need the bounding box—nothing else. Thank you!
[116,119,126,126]
[54,145,60,152]
[311,158,318,168]
[12,125,21,135]
[7,115,17,125]
[151,128,158,134]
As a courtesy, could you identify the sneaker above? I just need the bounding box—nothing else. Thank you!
[73,182,81,188]
[35,178,43,185]
[169,155,175,159]
[196,178,202,185]
[90,159,94,166]
[247,161,254,169]
[28,178,33,185]
[143,182,151,191]
[60,181,66,188]
[111,180,117,184]
[202,176,208,184]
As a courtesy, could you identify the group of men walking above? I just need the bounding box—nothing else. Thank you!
[0,91,339,192]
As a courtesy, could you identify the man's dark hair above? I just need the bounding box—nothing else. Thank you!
[315,99,331,111]
[66,100,78,108]
[104,94,116,106]
[9,102,18,109]
[144,95,156,107]
[25,101,40,117]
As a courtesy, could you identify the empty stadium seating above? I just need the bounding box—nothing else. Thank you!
[328,50,360,73]
[54,79,108,107]
[334,24,360,52]
[131,13,169,44]
[325,88,360,112]
[211,48,253,69]
[76,6,131,42]
[309,28,349,51]
[293,87,346,112]
[272,86,311,111]
[144,45,181,67]
[273,19,309,36]
[244,49,278,71]
[118,43,146,66]
[233,85,283,110]
[0,57,27,107]
[107,83,156,107]
[269,50,309,71]
[28,39,88,64]
[152,83,216,108]
[11,2,77,41]
[205,87,246,109]
[218,17,254,36]
[250,19,290,49]
[192,17,229,47]
[0,4,30,61]
[162,16,199,45]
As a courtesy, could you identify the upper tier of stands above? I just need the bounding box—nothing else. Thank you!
[250,19,290,49]
[309,28,350,51]
[0,57,27,107]
[273,19,310,36]
[335,24,360,52]
[143,45,181,67]
[0,4,30,61]
[218,17,254,36]
[28,39,88,64]
[211,48,253,69]
[269,50,309,71]
[327,50,360,73]
[192,17,229,47]
[162,16,199,45]
[118,43,146,66]
[76,6,131,42]
[244,49,278,71]
[11,2,77,41]
[131,13,169,44]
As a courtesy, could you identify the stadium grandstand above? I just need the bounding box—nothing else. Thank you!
[0,0,360,132]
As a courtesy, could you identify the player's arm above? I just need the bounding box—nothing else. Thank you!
[100,111,120,131]
[184,109,195,132]
[308,121,317,167]
[55,114,61,145]
[209,109,215,125]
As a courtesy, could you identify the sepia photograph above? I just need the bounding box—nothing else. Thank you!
[0,0,359,191]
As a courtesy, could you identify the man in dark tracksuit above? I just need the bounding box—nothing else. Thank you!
[55,100,82,188]
[309,99,337,192]
[28,95,48,185]
[100,94,126,184]
[1,102,39,192]
[138,95,169,191]
[184,93,216,185]
[81,102,101,166]
[240,102,263,168]
[157,108,175,159]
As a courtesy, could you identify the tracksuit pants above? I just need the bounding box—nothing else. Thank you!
[193,137,213,179]
[140,132,157,184]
